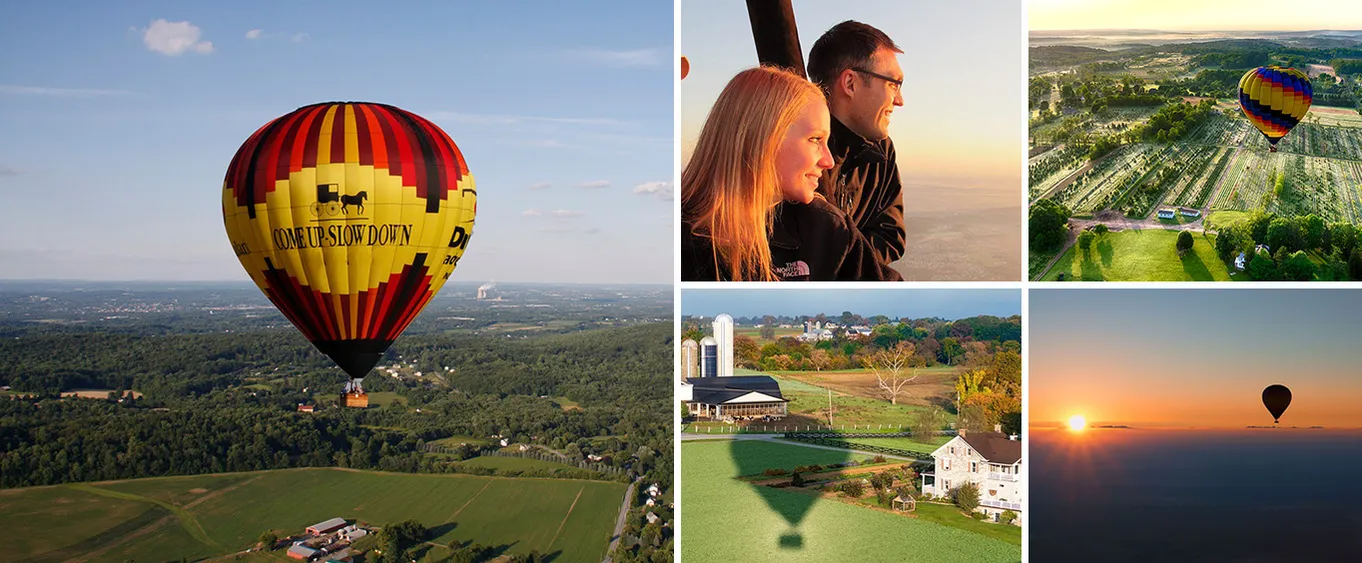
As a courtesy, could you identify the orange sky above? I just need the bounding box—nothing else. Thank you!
[1030,290,1362,429]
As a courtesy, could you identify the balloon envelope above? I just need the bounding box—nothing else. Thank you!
[1262,384,1292,423]
[222,102,476,380]
[1239,66,1312,147]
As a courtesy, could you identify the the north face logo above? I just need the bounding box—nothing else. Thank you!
[774,261,810,278]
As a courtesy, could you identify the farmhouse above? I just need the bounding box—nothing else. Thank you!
[683,376,788,420]
[306,517,348,535]
[921,428,1023,525]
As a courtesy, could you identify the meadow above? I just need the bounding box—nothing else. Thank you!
[1041,229,1234,281]
[680,439,1020,563]
[0,468,624,563]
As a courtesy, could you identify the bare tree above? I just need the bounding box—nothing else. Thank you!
[863,342,920,405]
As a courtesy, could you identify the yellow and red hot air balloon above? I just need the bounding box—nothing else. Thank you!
[1238,66,1312,152]
[222,102,476,404]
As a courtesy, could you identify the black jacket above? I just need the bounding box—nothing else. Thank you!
[818,116,906,264]
[680,198,902,281]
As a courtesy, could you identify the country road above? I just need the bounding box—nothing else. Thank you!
[602,477,643,563]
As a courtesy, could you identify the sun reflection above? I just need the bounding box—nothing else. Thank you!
[1068,414,1087,431]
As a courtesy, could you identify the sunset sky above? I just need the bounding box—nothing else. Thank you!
[1030,289,1362,429]
[681,0,1023,189]
[1030,0,1362,31]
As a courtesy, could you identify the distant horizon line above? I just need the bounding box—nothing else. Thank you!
[1030,423,1359,430]
[1030,28,1362,34]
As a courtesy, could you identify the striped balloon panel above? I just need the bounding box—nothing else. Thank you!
[1238,66,1313,145]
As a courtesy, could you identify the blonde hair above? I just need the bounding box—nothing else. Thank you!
[682,66,826,281]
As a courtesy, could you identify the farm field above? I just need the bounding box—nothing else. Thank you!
[1041,229,1235,281]
[455,455,591,474]
[689,369,960,430]
[680,439,1019,563]
[0,468,624,563]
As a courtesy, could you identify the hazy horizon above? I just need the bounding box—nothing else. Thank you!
[1029,0,1362,32]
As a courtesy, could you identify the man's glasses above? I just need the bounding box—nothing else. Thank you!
[851,68,902,91]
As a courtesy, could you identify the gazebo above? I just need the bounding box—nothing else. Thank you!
[892,494,917,512]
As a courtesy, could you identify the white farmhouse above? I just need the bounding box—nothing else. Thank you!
[921,428,1023,525]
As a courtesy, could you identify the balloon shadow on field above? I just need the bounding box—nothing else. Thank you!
[728,438,850,550]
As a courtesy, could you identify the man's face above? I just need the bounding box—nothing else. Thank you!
[842,47,904,141]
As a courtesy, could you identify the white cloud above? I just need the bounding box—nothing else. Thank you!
[0,85,139,97]
[566,47,662,67]
[578,180,610,189]
[522,209,543,216]
[245,29,263,39]
[291,32,310,43]
[550,210,582,218]
[142,19,213,55]
[527,182,551,190]
[632,181,673,201]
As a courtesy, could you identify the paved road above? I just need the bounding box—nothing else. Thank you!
[602,477,643,563]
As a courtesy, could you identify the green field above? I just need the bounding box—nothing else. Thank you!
[0,468,624,563]
[428,434,489,448]
[457,456,586,474]
[312,391,407,408]
[839,436,951,455]
[681,440,1019,562]
[1042,229,1235,281]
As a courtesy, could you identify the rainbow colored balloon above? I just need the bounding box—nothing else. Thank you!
[222,102,477,383]
[1238,66,1312,151]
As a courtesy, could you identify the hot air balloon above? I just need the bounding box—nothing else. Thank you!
[1262,384,1292,424]
[1239,66,1312,152]
[222,102,476,406]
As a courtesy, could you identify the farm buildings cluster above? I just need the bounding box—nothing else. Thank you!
[678,314,790,421]
[271,517,371,562]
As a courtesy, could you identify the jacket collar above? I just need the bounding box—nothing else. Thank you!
[830,115,886,166]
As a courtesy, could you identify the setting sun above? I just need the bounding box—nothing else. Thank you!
[1068,415,1087,431]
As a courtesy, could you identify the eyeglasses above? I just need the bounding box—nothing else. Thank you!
[851,68,903,91]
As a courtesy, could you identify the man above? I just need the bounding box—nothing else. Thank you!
[806,20,906,266]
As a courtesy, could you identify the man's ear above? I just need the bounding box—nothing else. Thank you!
[837,69,857,98]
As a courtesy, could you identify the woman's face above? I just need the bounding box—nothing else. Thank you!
[775,99,835,204]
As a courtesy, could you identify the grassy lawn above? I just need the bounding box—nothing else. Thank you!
[1,468,623,563]
[840,436,951,455]
[1041,229,1234,281]
[681,440,1019,562]
[551,396,582,411]
[428,435,489,448]
[456,456,585,474]
[312,390,407,408]
[1205,210,1253,232]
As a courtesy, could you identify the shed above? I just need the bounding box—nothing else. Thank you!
[287,544,319,560]
[306,517,347,535]
[892,495,917,512]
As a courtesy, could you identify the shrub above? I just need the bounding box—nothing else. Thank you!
[877,489,894,507]
[952,482,980,513]
[1001,510,1019,525]
[840,480,865,497]
[791,471,805,487]
[872,455,886,464]
[972,511,987,521]
[1176,230,1194,256]
[763,468,789,476]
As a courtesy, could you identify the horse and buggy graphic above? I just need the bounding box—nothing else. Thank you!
[311,183,368,217]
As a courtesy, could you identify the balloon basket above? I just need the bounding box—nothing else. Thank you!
[340,392,369,408]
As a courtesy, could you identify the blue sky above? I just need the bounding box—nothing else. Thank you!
[0,1,672,283]
[681,288,1021,319]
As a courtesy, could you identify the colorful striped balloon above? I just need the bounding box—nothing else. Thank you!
[222,102,476,381]
[1238,66,1312,150]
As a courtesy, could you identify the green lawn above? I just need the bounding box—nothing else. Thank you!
[1,468,624,563]
[682,440,1020,562]
[457,456,585,474]
[428,434,489,448]
[1205,210,1253,232]
[1041,229,1234,281]
[551,396,582,410]
[840,436,951,455]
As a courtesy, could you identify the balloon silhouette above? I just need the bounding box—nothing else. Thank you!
[1239,66,1312,152]
[222,102,477,389]
[730,437,847,549]
[1262,384,1292,424]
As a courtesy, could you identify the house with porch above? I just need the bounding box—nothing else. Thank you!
[920,427,1023,525]
[683,376,788,421]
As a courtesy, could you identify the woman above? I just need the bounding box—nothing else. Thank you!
[681,66,900,281]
